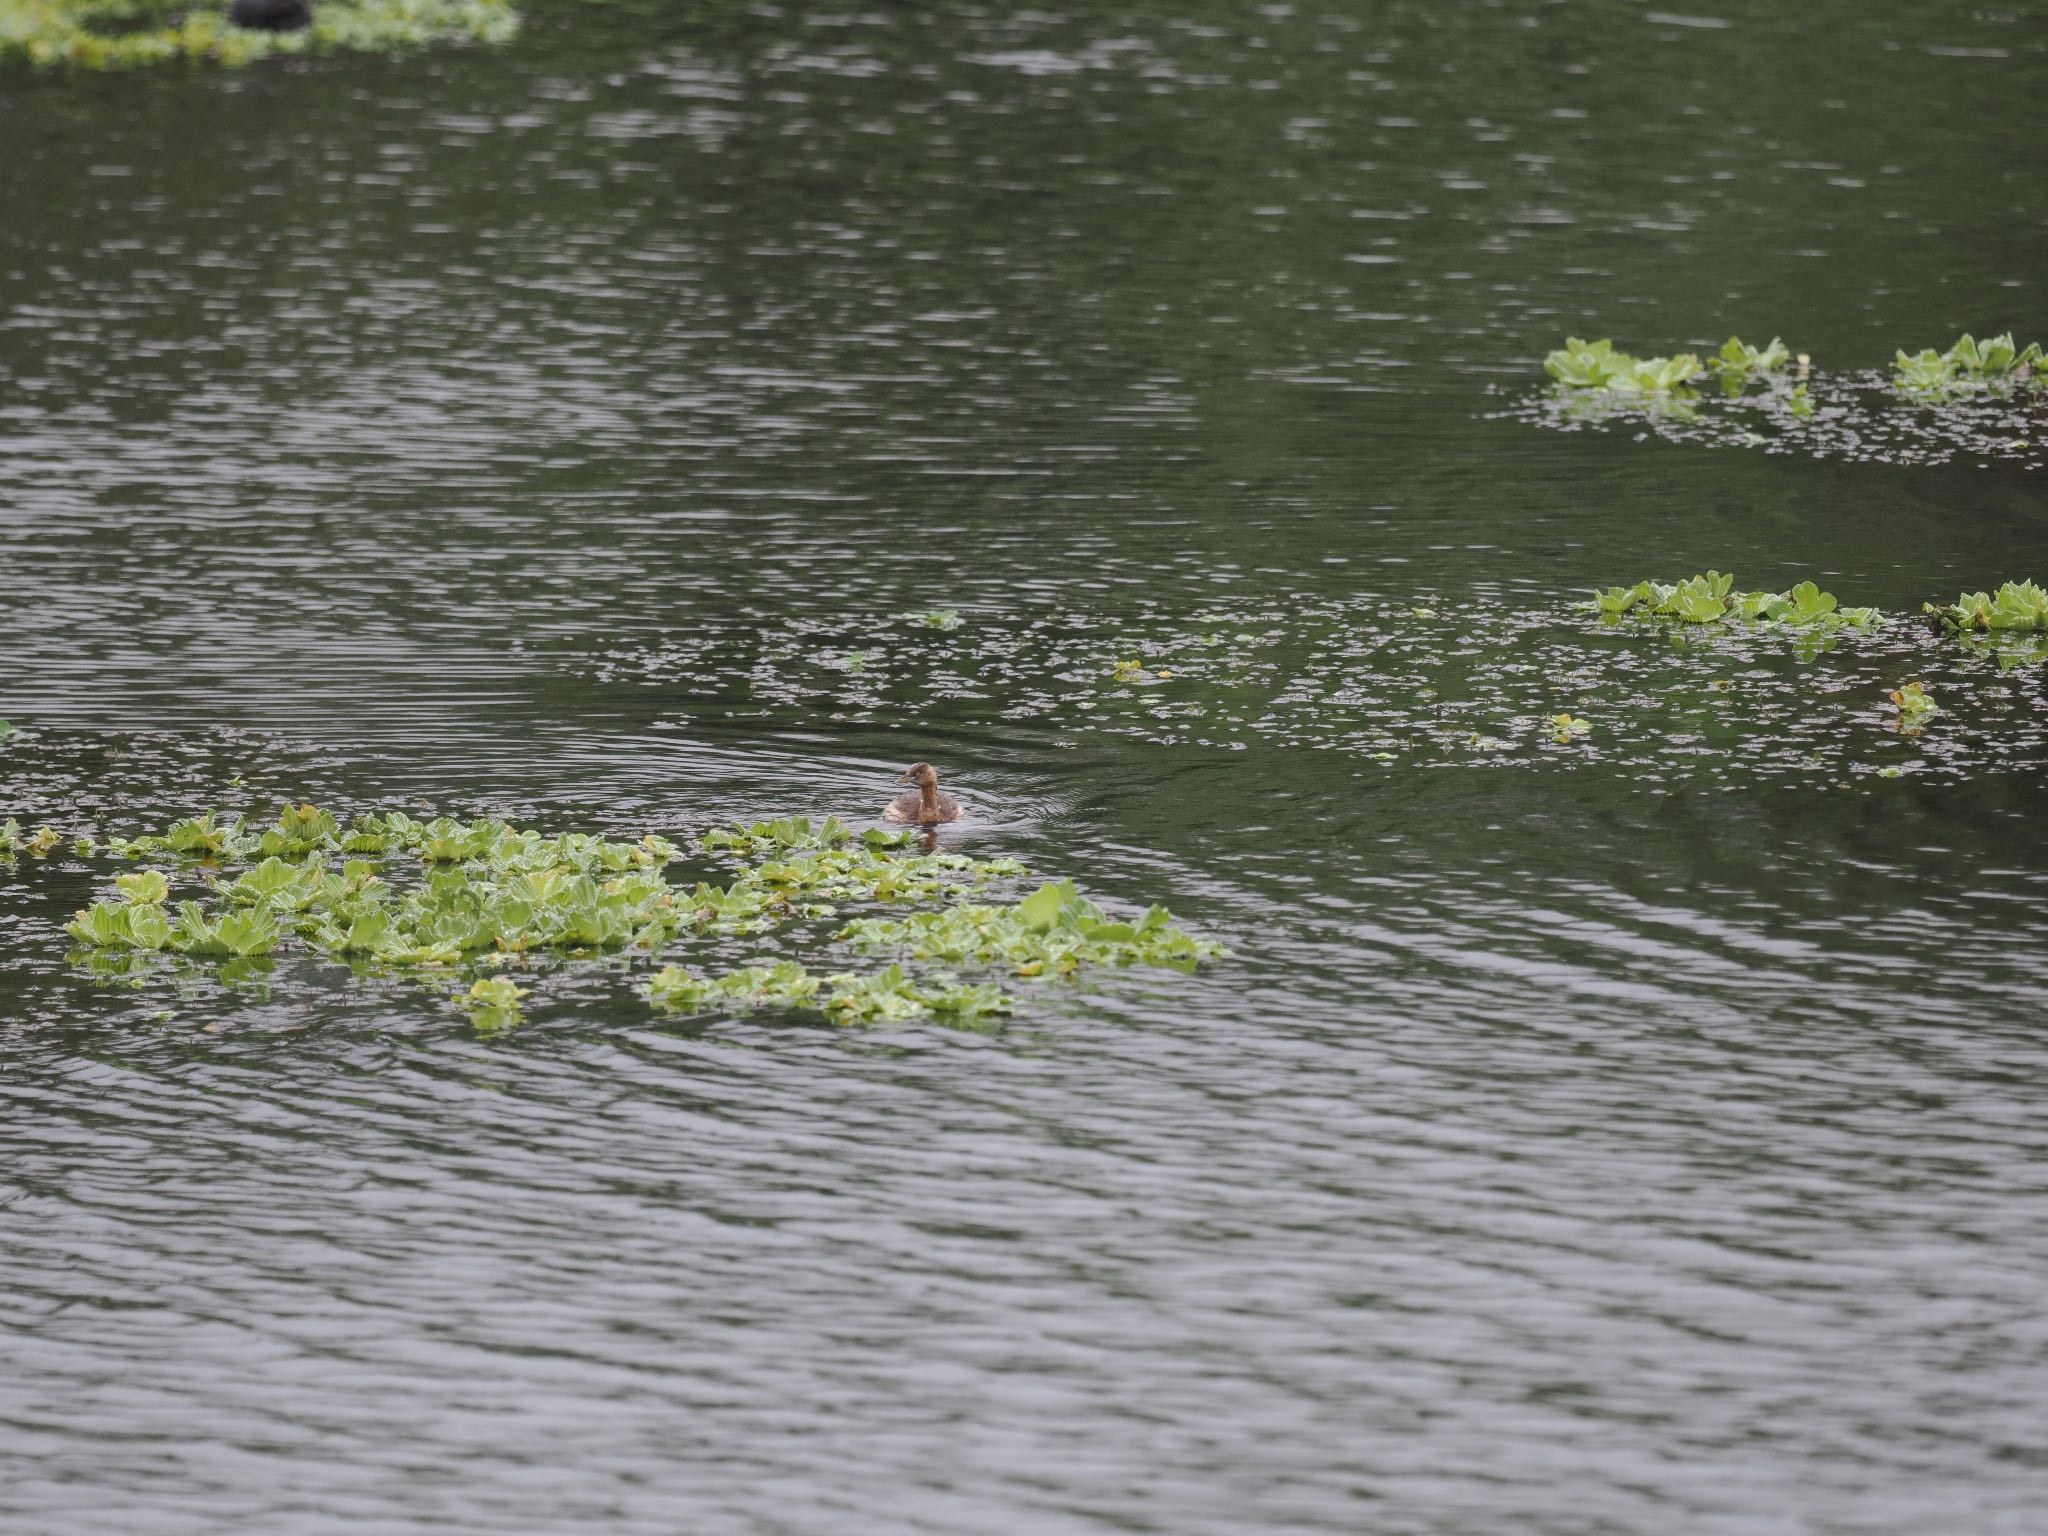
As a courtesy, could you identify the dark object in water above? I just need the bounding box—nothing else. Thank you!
[227,0,313,31]
[882,763,962,825]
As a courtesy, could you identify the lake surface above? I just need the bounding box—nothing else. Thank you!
[5,3,2048,1531]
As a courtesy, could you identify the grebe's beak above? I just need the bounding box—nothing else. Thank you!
[896,768,915,782]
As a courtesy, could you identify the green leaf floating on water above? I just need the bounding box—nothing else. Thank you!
[1888,681,1937,730]
[463,976,527,1010]
[67,898,171,950]
[115,870,168,906]
[168,901,281,959]
[1766,581,1837,624]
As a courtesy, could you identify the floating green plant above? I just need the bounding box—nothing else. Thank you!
[694,818,1027,932]
[820,964,1011,1025]
[65,898,172,950]
[1893,333,2044,398]
[2,820,64,859]
[699,816,900,858]
[65,894,279,957]
[0,719,14,741]
[901,609,964,631]
[1544,335,1796,401]
[1549,713,1590,744]
[1588,573,1879,631]
[0,0,516,70]
[649,959,821,1012]
[1113,658,1174,683]
[1544,338,1701,396]
[460,975,528,1031]
[1704,336,1791,394]
[117,870,169,905]
[1924,580,2048,634]
[837,879,1223,979]
[646,960,1010,1026]
[1888,681,1936,732]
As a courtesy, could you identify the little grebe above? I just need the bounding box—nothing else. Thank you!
[883,762,962,824]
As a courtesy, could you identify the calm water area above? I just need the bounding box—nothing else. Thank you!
[4,2,2048,1531]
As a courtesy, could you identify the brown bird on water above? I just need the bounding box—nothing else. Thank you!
[882,762,962,825]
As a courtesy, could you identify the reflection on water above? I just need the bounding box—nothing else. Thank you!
[5,1,2048,1531]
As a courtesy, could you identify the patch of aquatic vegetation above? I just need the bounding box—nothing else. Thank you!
[838,879,1223,978]
[1925,579,2048,634]
[1543,335,1792,401]
[48,805,1217,1032]
[1894,333,2044,400]
[646,960,1011,1027]
[0,0,514,69]
[1588,573,1880,631]
[1705,336,1793,394]
[1508,333,2044,469]
[1544,337,1704,397]
[590,581,2048,790]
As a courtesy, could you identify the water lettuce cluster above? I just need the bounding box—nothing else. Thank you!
[57,804,1220,1031]
[0,0,515,70]
[695,816,1030,928]
[1706,336,1792,392]
[66,810,689,973]
[1587,573,1879,630]
[646,960,1011,1026]
[1924,580,2048,634]
[1544,338,1702,396]
[1893,333,2044,399]
[836,879,1223,978]
[1544,336,1791,399]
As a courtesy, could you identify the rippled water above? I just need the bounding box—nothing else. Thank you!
[6,3,2048,1531]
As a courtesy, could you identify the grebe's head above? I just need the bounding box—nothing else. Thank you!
[897,762,939,787]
